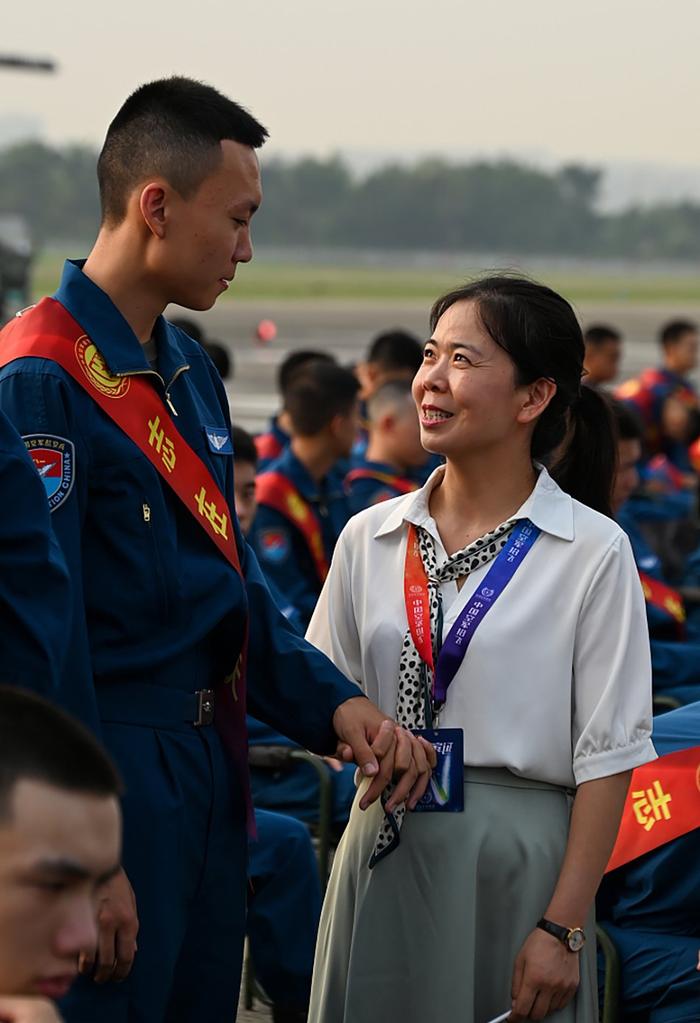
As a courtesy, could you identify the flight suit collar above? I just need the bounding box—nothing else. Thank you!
[54,259,189,379]
[274,446,322,503]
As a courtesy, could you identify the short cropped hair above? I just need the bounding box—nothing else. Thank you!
[367,379,415,423]
[98,76,268,224]
[277,350,335,399]
[584,324,621,347]
[609,398,643,442]
[660,319,698,348]
[367,329,423,374]
[0,687,122,821]
[231,424,257,467]
[285,362,360,437]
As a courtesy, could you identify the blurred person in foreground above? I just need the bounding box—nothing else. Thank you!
[582,324,622,389]
[254,350,335,470]
[252,360,361,629]
[0,76,433,1023]
[344,379,425,514]
[0,687,122,1022]
[597,700,700,1021]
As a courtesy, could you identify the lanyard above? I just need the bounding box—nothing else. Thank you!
[404,519,541,716]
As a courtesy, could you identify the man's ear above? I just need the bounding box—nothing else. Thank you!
[517,377,557,426]
[138,182,169,239]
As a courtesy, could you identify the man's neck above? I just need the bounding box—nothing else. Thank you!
[83,232,166,344]
[290,436,337,484]
[429,444,537,553]
[365,436,404,475]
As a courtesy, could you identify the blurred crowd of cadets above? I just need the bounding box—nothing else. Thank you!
[223,320,700,1020]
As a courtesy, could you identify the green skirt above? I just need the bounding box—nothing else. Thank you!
[309,768,598,1023]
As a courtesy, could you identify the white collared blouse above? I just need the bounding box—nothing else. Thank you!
[307,466,656,787]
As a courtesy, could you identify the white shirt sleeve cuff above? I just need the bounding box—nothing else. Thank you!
[573,735,657,785]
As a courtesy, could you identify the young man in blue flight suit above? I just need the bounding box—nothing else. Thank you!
[252,359,360,629]
[345,379,426,514]
[597,700,700,1021]
[0,408,72,692]
[0,77,434,1023]
[254,350,335,470]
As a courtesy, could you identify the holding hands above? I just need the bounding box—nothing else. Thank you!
[331,697,436,810]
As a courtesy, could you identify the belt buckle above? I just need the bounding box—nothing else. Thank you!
[194,688,215,727]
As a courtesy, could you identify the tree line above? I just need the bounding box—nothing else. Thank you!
[2,139,700,260]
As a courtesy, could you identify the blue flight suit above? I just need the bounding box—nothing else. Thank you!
[618,504,700,705]
[247,809,321,1012]
[251,445,351,629]
[597,702,700,1021]
[345,456,417,516]
[0,261,362,1023]
[0,407,71,690]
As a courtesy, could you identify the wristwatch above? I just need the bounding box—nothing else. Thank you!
[536,917,586,952]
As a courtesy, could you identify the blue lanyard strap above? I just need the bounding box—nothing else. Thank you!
[432,520,541,709]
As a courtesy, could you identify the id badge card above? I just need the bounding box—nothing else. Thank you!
[411,728,464,812]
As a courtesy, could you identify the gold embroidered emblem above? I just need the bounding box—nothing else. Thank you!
[75,336,130,398]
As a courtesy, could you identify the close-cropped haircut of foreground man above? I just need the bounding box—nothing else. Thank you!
[0,77,435,1023]
[0,687,121,1022]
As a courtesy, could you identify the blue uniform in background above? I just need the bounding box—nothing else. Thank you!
[254,414,288,471]
[0,261,361,1023]
[247,809,321,1012]
[597,702,700,1021]
[252,446,351,629]
[344,456,417,516]
[0,407,71,690]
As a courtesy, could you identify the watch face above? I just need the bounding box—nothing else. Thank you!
[567,928,586,952]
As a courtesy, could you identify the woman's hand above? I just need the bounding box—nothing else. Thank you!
[509,928,579,1021]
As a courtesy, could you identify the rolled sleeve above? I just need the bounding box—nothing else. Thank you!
[572,532,657,784]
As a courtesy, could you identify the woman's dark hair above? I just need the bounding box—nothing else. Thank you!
[430,275,616,517]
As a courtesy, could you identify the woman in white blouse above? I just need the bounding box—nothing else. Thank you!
[307,276,655,1023]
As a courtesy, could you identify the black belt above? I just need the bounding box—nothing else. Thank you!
[96,682,216,732]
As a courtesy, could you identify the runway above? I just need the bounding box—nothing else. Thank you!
[169,297,700,433]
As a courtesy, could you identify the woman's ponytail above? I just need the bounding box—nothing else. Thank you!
[548,387,616,518]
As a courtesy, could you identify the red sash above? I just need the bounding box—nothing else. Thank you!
[0,297,255,829]
[256,471,329,583]
[254,431,284,463]
[639,570,686,638]
[345,467,417,496]
[606,746,700,872]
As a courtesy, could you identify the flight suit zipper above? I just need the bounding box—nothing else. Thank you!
[116,365,191,416]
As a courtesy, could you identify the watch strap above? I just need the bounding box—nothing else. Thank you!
[536,917,569,944]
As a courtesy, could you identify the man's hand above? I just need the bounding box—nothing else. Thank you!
[78,867,139,983]
[509,929,579,1021]
[331,698,436,810]
[0,997,63,1022]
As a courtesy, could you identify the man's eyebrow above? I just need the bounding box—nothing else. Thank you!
[30,859,121,886]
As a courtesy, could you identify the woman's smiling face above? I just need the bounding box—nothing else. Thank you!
[412,299,528,459]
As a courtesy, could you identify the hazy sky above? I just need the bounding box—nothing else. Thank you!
[4,0,700,166]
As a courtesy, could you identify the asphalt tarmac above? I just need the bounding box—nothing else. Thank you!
[170,298,700,434]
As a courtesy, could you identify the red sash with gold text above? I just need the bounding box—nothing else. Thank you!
[255,471,329,583]
[0,297,255,828]
[639,570,686,638]
[606,745,700,872]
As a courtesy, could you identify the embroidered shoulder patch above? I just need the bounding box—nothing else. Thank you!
[23,434,75,512]
[204,425,233,455]
[258,528,290,564]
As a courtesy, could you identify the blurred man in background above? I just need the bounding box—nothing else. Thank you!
[583,323,622,388]
[344,379,423,513]
[254,351,335,470]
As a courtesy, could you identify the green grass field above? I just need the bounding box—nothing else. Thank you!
[31,249,700,305]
